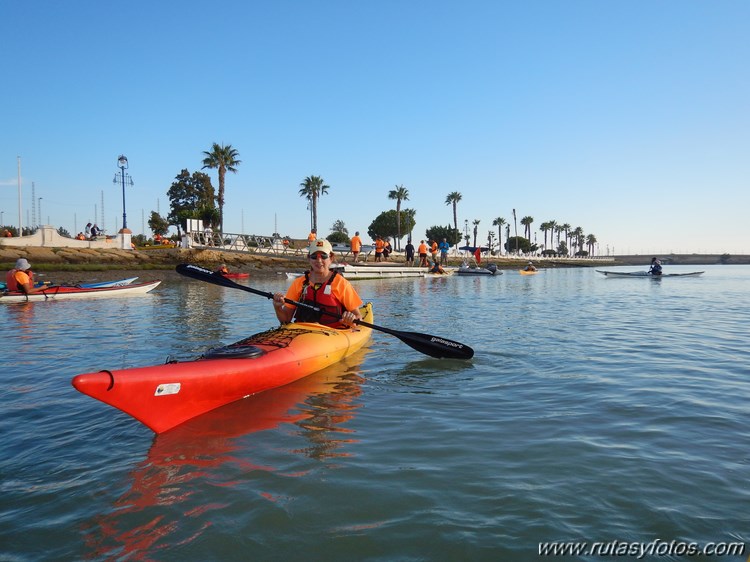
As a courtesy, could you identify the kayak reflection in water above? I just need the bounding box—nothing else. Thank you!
[273,239,363,328]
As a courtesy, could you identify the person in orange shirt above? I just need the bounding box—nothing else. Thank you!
[430,240,438,264]
[417,240,429,267]
[350,231,363,262]
[308,228,317,242]
[5,258,51,296]
[272,239,362,328]
[374,236,385,262]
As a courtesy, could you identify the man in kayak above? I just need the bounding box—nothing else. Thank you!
[4,258,51,295]
[216,264,229,275]
[524,261,537,272]
[649,257,663,276]
[273,239,363,327]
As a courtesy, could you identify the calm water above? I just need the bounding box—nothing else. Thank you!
[1,265,748,561]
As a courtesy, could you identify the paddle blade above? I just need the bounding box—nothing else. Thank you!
[397,331,474,360]
[176,263,272,299]
[356,320,473,360]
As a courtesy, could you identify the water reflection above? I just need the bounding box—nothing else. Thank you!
[80,348,371,559]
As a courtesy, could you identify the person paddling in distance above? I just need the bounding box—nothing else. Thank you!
[273,239,363,328]
[649,257,663,276]
[524,261,537,272]
[4,258,52,296]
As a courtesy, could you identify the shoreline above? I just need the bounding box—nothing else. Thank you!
[1,246,747,283]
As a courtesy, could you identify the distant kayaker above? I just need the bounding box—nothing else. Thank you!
[272,239,363,328]
[524,261,537,272]
[216,264,229,275]
[649,257,663,276]
[4,258,51,296]
[429,261,446,274]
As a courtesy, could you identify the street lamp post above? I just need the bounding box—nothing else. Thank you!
[113,155,134,232]
[38,198,42,226]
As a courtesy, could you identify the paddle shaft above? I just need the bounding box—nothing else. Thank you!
[176,263,474,360]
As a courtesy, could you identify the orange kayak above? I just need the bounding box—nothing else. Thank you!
[72,303,373,433]
[519,269,538,275]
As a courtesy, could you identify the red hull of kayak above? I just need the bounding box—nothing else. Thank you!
[71,304,372,433]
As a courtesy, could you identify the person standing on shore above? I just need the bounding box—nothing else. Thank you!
[350,231,362,263]
[405,239,415,266]
[374,236,385,262]
[272,239,362,328]
[5,258,50,296]
[438,238,450,266]
[418,240,429,267]
[308,228,317,242]
[430,239,439,264]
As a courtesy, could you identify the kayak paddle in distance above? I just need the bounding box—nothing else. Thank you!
[176,263,474,360]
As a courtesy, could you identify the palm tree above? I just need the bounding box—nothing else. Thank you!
[542,220,557,252]
[492,217,506,255]
[472,219,480,247]
[521,216,534,241]
[562,223,572,250]
[571,226,584,255]
[201,143,241,234]
[586,233,597,256]
[445,192,462,235]
[388,185,409,250]
[298,175,329,233]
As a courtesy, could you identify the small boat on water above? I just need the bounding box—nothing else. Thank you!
[75,276,139,288]
[330,263,426,279]
[72,302,374,433]
[222,272,250,279]
[519,269,538,275]
[0,276,138,291]
[1,280,161,303]
[457,264,500,276]
[596,270,704,278]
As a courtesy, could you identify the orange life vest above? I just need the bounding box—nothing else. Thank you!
[294,271,344,326]
[5,269,31,292]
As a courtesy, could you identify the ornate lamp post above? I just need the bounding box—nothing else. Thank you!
[113,155,134,232]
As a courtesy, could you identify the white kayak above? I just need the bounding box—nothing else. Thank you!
[1,280,161,303]
[596,270,704,278]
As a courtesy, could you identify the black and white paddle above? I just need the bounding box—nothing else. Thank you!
[176,263,474,360]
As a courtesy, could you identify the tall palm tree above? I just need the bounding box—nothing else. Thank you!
[388,185,409,250]
[586,233,597,256]
[201,143,241,234]
[298,175,329,233]
[445,192,462,235]
[521,216,534,241]
[571,226,584,255]
[472,219,480,247]
[492,217,506,255]
[543,220,557,251]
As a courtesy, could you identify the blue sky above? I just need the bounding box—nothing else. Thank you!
[2,0,748,255]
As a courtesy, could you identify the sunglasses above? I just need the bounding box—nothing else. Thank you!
[308,252,330,260]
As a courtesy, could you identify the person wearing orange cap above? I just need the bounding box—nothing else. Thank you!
[272,239,362,328]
